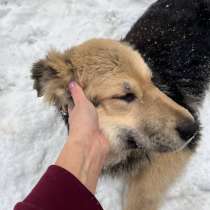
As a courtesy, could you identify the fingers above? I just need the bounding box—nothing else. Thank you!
[68,81,86,106]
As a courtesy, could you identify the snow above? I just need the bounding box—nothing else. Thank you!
[0,0,209,210]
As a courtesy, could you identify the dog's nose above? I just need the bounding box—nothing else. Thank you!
[176,120,198,141]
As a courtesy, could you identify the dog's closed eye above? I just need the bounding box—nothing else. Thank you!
[113,93,136,103]
[90,92,136,108]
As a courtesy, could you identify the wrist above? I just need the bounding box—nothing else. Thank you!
[55,140,103,194]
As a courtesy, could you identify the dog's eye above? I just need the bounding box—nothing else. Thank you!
[114,93,136,103]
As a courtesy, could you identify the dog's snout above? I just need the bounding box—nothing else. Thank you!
[176,120,198,141]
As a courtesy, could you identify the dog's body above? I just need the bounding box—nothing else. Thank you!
[31,0,210,210]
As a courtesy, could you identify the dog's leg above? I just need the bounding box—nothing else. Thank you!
[123,150,192,210]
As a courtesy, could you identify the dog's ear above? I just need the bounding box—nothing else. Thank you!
[31,50,75,111]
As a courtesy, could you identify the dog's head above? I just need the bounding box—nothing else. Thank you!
[32,39,198,174]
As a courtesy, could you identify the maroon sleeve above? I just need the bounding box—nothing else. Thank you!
[14,165,103,210]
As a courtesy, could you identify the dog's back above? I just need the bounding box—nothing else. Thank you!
[125,0,210,112]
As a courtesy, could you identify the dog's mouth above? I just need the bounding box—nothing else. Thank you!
[126,135,145,150]
[103,129,197,176]
[123,130,197,154]
[119,129,149,152]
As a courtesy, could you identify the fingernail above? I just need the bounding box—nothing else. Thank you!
[69,81,76,90]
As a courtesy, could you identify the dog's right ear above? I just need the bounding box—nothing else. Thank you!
[31,50,75,110]
[32,59,57,97]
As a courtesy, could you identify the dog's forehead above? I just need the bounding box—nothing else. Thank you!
[70,38,152,86]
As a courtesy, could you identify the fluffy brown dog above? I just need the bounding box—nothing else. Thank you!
[31,38,197,210]
[31,0,210,209]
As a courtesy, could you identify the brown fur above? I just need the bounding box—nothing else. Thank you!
[124,150,192,210]
[31,38,196,210]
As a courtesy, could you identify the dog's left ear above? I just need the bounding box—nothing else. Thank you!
[31,50,75,111]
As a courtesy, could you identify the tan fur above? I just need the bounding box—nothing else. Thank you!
[124,150,192,210]
[32,38,196,210]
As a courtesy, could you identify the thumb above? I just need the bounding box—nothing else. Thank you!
[68,81,86,105]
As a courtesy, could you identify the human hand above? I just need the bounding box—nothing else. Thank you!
[56,81,110,194]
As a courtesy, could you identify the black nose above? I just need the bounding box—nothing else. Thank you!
[176,120,198,141]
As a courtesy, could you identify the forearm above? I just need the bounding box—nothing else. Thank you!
[56,133,107,194]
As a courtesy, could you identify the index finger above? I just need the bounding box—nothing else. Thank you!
[68,81,87,106]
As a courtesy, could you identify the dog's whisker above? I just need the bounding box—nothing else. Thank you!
[172,132,198,153]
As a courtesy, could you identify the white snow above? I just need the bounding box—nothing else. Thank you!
[0,0,209,210]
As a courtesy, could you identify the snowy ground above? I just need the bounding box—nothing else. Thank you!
[0,0,210,210]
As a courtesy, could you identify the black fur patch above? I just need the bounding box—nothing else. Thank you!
[124,0,210,150]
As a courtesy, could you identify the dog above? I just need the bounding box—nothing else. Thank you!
[31,0,210,209]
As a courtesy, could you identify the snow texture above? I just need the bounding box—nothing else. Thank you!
[0,0,209,210]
